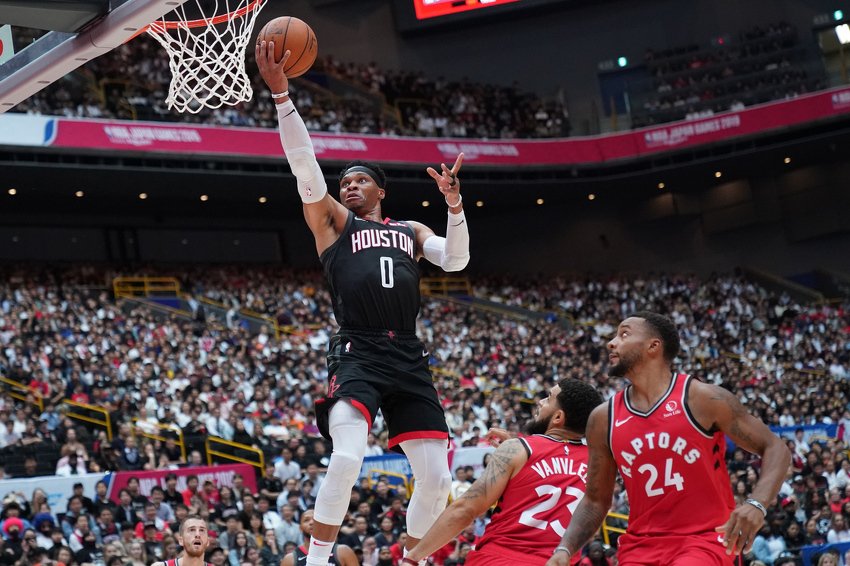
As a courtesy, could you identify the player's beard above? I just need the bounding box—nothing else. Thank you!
[609,349,643,378]
[183,543,206,558]
[524,411,553,436]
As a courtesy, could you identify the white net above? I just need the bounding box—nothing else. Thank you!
[146,0,267,113]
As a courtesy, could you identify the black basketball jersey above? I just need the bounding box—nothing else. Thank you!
[320,211,420,332]
[293,544,342,566]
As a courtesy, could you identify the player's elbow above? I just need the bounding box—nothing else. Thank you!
[441,253,470,272]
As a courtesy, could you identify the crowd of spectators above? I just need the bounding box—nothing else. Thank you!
[8,29,565,140]
[0,265,846,565]
[632,22,827,128]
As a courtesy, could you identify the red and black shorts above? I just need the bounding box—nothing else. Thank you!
[315,328,449,455]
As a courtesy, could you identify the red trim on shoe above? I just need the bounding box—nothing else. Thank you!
[388,430,449,448]
[349,399,373,425]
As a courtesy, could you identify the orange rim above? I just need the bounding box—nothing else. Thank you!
[128,0,263,40]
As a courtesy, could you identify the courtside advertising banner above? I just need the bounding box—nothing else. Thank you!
[108,464,257,501]
[448,446,496,479]
[0,25,14,65]
[3,85,850,165]
[0,472,108,516]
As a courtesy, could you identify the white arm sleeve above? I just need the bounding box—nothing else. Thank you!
[422,209,470,272]
[276,99,327,203]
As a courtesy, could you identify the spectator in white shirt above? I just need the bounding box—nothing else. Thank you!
[274,448,301,483]
[364,434,383,457]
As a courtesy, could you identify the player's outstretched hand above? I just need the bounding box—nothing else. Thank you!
[716,503,764,556]
[485,428,511,447]
[255,41,291,96]
[426,153,464,207]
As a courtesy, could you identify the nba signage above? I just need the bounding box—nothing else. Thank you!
[0,26,14,65]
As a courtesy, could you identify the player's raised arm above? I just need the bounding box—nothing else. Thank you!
[546,404,617,566]
[689,381,791,556]
[403,438,527,563]
[409,153,470,271]
[256,41,348,254]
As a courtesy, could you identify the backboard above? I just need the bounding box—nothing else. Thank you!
[0,0,190,115]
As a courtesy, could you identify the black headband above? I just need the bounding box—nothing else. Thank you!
[343,166,383,188]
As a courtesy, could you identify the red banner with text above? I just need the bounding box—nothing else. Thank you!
[2,86,849,166]
[107,464,257,502]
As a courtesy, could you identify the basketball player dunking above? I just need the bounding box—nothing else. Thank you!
[404,379,603,566]
[257,43,469,566]
[283,510,358,566]
[152,516,212,566]
[546,312,791,566]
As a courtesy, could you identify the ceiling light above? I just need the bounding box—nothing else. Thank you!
[259,197,267,203]
[139,193,147,199]
[200,195,208,201]
[784,157,791,164]
[537,199,544,205]
[476,201,483,207]
[715,172,722,178]
[658,183,665,189]
[7,189,15,195]
[76,191,83,197]
[588,194,595,200]
[422,201,429,207]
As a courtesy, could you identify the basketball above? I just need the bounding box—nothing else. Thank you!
[256,16,318,78]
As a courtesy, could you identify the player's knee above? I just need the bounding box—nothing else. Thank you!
[416,471,451,518]
[319,450,362,506]
[432,472,452,515]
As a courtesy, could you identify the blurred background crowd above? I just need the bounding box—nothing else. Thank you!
[0,265,843,565]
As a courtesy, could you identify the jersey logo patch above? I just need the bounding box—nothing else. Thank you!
[345,342,351,353]
[614,416,634,427]
[665,400,677,412]
[422,350,429,357]
[564,445,570,455]
[329,375,340,398]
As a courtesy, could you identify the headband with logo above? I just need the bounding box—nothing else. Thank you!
[342,166,383,188]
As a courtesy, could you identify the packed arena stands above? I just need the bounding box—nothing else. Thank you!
[630,22,828,128]
[0,264,846,565]
[7,29,567,139]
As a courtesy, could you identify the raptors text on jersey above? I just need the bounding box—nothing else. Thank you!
[321,212,421,332]
[473,435,586,565]
[608,374,735,538]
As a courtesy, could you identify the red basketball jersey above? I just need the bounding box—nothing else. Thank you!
[473,434,587,565]
[609,374,735,538]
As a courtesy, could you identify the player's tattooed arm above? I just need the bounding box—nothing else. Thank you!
[690,380,791,555]
[405,439,527,563]
[546,404,616,566]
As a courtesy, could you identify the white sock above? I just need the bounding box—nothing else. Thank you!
[403,547,427,566]
[306,538,335,566]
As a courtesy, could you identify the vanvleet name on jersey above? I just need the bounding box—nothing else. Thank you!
[529,456,588,483]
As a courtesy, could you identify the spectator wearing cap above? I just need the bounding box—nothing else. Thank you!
[781,496,806,525]
[133,502,170,540]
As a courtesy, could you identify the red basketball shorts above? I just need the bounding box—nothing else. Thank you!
[617,532,739,566]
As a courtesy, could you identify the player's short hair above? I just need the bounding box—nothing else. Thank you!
[339,160,387,189]
[630,311,680,362]
[556,378,603,435]
[179,515,207,537]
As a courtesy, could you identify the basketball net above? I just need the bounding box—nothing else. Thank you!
[145,0,267,113]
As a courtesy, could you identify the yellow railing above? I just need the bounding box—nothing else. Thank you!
[368,469,413,499]
[62,400,112,440]
[206,437,264,471]
[114,277,181,298]
[132,419,186,462]
[0,378,43,413]
[602,512,628,545]
[420,278,472,296]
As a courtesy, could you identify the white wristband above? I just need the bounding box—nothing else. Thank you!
[271,90,290,99]
[446,193,462,209]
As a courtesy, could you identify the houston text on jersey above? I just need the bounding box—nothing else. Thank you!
[350,228,415,258]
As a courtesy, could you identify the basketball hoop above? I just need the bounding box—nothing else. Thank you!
[141,0,267,113]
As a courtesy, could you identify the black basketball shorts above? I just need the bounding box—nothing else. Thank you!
[315,328,449,455]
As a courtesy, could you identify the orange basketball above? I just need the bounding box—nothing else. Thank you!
[256,16,318,78]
